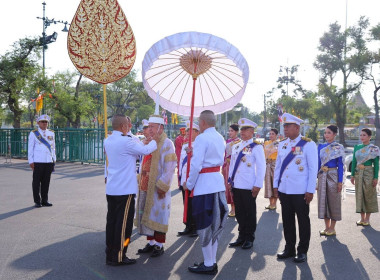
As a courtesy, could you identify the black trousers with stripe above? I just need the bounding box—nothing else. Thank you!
[106,194,135,262]
[279,192,311,254]
[32,162,54,204]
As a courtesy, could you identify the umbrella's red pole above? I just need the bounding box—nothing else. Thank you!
[183,63,197,223]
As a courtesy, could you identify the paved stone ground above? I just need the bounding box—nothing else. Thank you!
[0,158,379,280]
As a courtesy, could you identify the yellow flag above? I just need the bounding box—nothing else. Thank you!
[36,88,43,113]
[171,113,176,124]
[98,113,103,125]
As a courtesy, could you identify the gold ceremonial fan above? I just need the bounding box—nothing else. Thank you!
[67,0,136,136]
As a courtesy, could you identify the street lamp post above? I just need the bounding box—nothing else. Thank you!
[36,1,69,114]
[37,1,69,76]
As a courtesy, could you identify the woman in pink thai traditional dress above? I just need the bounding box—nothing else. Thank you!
[222,124,240,217]
[264,128,279,210]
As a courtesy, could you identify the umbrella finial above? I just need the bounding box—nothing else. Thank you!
[154,91,160,115]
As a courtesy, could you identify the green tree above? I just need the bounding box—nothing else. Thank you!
[0,38,41,128]
[277,65,306,96]
[51,71,95,128]
[106,70,154,122]
[367,22,380,146]
[314,17,371,146]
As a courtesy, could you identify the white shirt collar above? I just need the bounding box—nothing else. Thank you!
[289,134,301,143]
[112,131,123,136]
[203,127,216,134]
[241,138,253,144]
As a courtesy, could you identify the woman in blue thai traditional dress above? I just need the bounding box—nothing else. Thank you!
[350,128,379,226]
[317,125,345,236]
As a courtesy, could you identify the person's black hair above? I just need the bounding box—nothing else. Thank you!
[270,128,278,135]
[230,123,239,132]
[326,125,338,134]
[362,128,372,137]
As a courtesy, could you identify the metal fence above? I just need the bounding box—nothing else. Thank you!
[0,128,105,164]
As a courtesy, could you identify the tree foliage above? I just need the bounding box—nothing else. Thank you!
[0,38,41,128]
[314,17,371,146]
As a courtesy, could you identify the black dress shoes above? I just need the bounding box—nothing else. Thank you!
[293,253,307,263]
[277,250,296,259]
[229,238,245,247]
[189,229,198,238]
[193,262,218,271]
[34,203,42,208]
[241,240,253,249]
[106,257,137,266]
[188,263,217,275]
[178,227,191,236]
[151,245,164,257]
[137,243,154,254]
[41,202,53,207]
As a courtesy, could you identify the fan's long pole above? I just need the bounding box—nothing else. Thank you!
[103,84,109,171]
[183,63,197,223]
[103,84,108,138]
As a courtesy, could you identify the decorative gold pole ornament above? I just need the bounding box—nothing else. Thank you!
[67,0,136,138]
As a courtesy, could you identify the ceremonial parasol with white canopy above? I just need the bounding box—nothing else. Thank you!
[142,31,249,222]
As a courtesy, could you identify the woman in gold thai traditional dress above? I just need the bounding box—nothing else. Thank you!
[222,124,240,217]
[264,128,279,210]
[317,125,345,236]
[350,128,379,226]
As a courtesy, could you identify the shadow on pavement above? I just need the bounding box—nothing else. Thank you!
[10,231,176,279]
[0,206,35,221]
[281,260,313,280]
[320,237,370,280]
[171,189,181,197]
[361,227,380,261]
[251,210,282,271]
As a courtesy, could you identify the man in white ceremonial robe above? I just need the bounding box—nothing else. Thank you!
[184,110,228,275]
[135,113,177,258]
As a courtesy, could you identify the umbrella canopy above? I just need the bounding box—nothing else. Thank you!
[142,31,249,116]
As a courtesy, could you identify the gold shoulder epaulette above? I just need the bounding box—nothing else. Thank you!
[280,137,288,142]
[254,140,261,145]
[233,139,241,144]
[48,129,54,132]
[302,137,311,142]
[32,129,37,132]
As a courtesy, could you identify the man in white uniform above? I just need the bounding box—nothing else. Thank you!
[104,115,158,266]
[28,114,56,208]
[228,118,265,249]
[184,110,228,275]
[178,121,200,237]
[273,113,318,263]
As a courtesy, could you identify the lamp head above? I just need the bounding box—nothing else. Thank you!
[62,23,69,32]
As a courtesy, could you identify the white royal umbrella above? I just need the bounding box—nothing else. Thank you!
[142,31,249,118]
[142,31,249,222]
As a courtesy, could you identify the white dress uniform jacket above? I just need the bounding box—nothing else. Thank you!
[228,138,266,189]
[273,134,318,194]
[179,142,194,186]
[28,128,56,164]
[186,127,226,196]
[104,131,157,196]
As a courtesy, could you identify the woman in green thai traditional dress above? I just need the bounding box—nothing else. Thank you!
[350,128,379,226]
[317,125,345,236]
